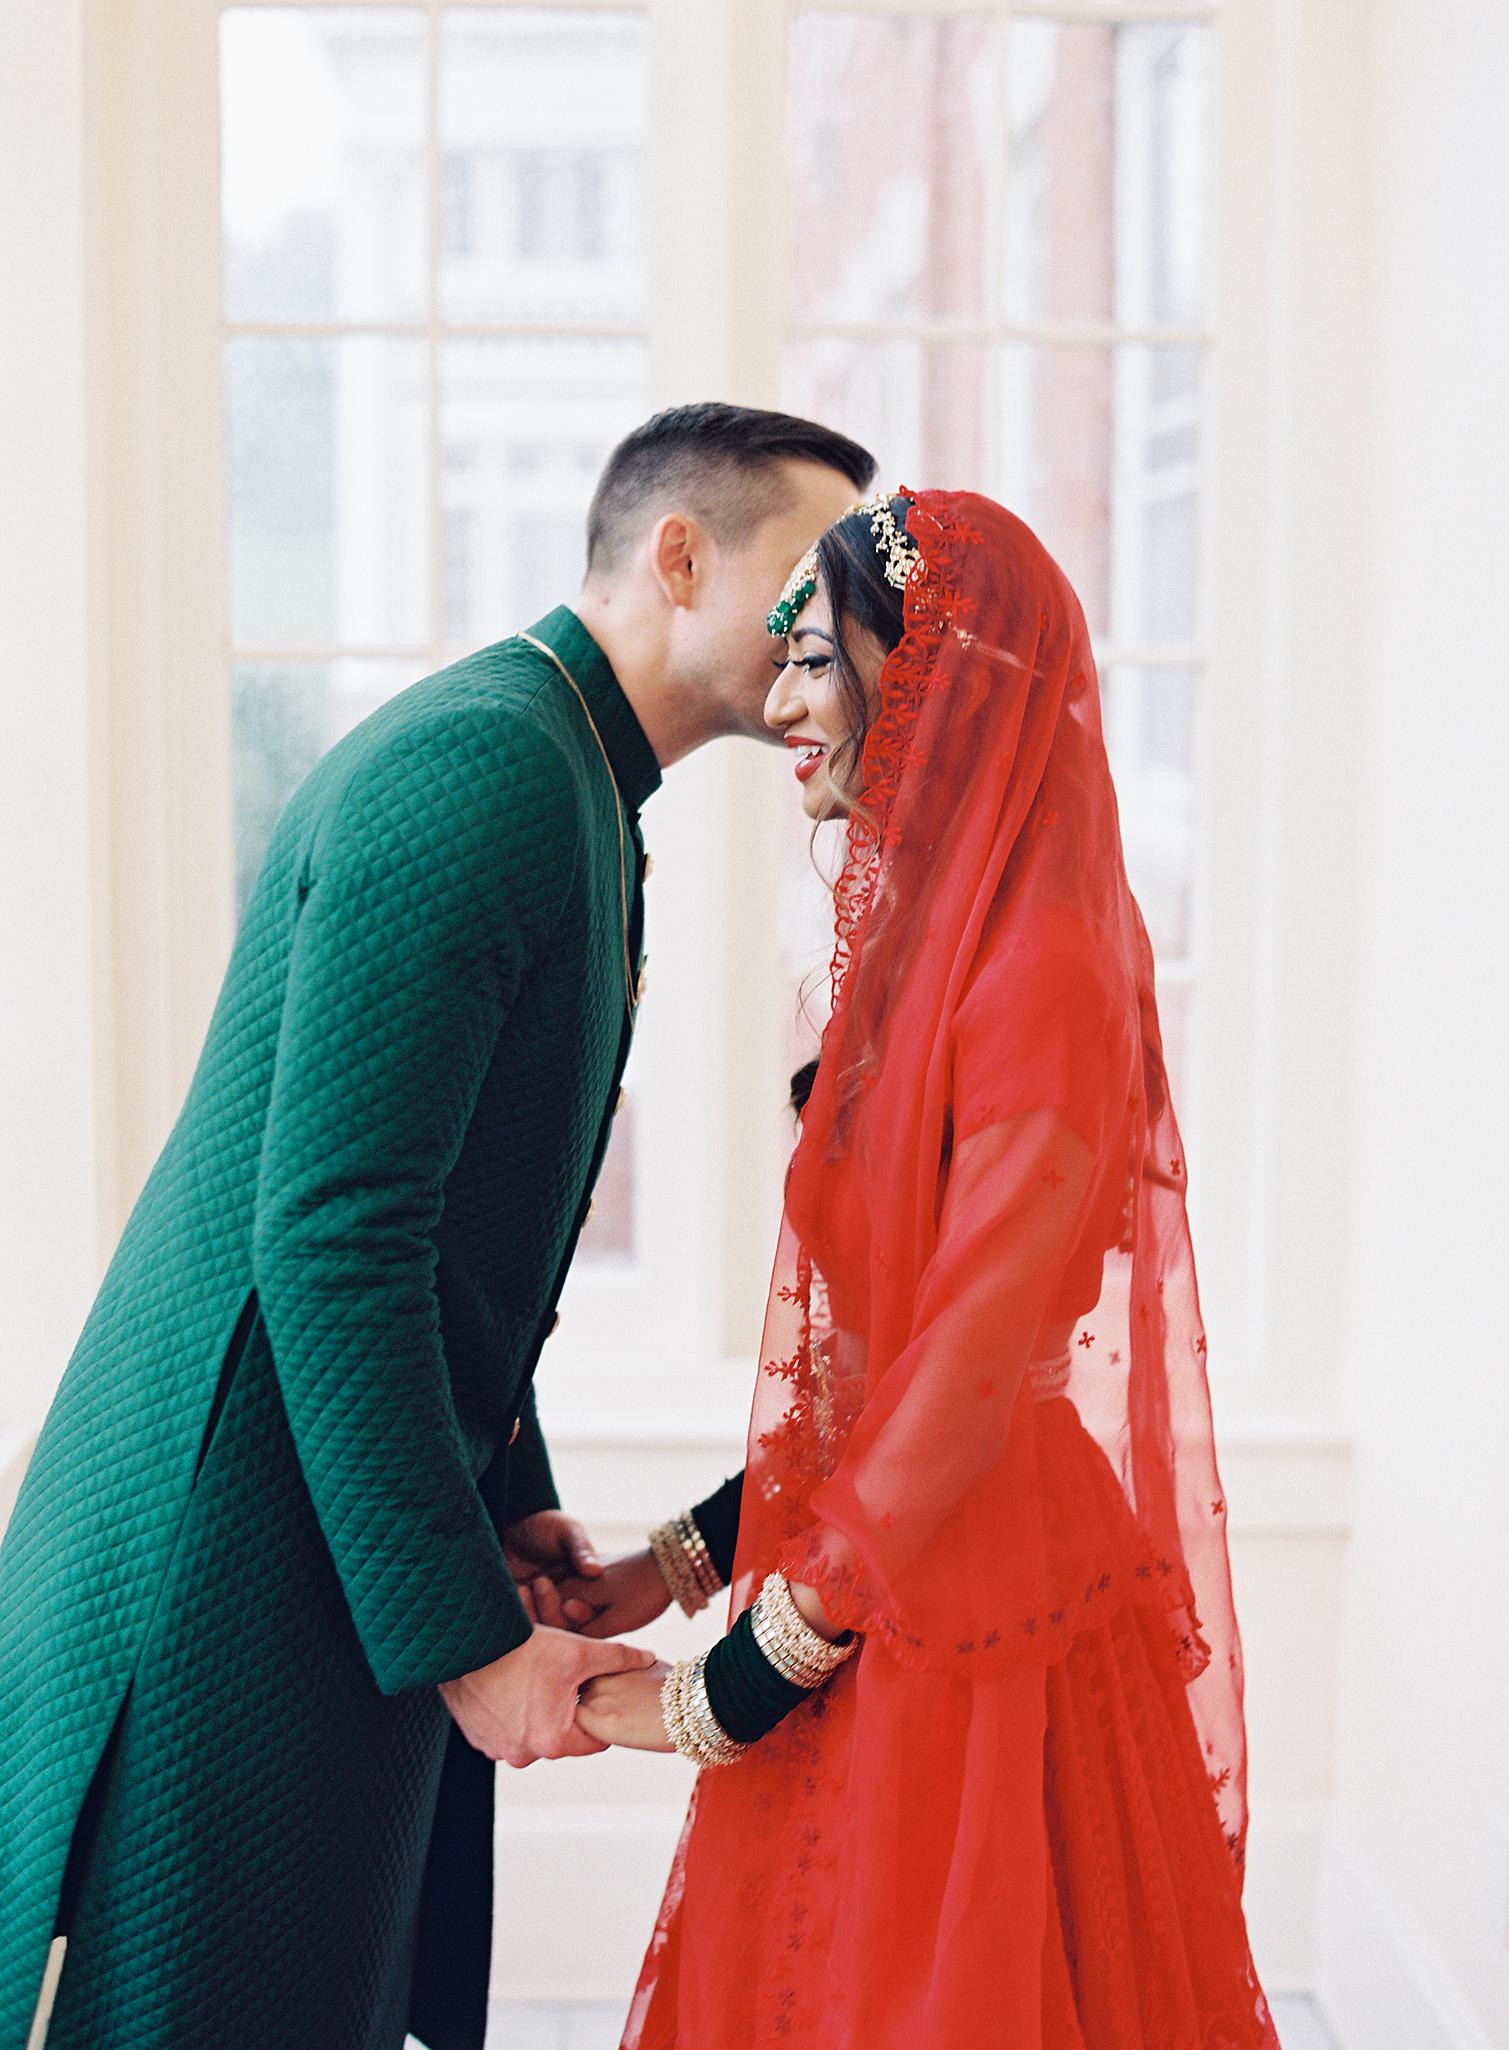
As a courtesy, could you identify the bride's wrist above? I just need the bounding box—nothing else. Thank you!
[647,1508,724,1617]
[661,1653,750,1767]
[787,1577,845,1643]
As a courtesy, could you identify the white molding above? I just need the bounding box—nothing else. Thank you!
[1,1379,1354,1553]
[1315,1822,1499,2050]
[538,1397,1355,1542]
[86,0,236,1239]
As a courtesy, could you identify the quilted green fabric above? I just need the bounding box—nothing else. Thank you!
[0,607,656,2050]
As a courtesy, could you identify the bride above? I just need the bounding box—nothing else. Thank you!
[559,487,1280,2049]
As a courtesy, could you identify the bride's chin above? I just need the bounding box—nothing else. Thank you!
[804,778,847,823]
[799,764,855,823]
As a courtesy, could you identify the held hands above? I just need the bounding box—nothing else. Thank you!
[567,1578,844,1756]
[575,1659,676,1753]
[503,1515,673,1638]
[543,1546,673,1638]
[438,1627,657,1769]
[503,1510,606,1630]
[490,1500,849,1757]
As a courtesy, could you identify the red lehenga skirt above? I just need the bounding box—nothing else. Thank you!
[620,1389,1281,2050]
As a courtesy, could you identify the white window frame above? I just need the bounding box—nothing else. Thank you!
[85,0,1305,1453]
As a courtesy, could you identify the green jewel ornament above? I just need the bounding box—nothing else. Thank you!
[767,544,820,640]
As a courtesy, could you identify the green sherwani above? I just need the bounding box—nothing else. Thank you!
[0,608,658,2050]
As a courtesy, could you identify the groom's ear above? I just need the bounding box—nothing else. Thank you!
[647,511,704,610]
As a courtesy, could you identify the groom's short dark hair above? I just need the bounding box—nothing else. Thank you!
[585,402,876,576]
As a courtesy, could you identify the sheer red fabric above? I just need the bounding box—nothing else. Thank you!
[623,492,1280,2050]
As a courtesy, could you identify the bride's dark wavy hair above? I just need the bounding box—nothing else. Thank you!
[788,494,914,1119]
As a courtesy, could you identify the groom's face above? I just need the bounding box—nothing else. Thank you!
[695,460,861,742]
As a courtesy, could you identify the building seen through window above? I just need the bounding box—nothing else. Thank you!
[781,12,1212,1101]
[220,5,651,1256]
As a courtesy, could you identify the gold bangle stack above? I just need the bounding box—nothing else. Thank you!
[648,1509,724,1618]
[660,1653,750,1767]
[750,1572,858,1688]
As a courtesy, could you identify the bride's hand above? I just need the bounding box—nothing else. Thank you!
[546,1547,673,1638]
[575,1659,675,1752]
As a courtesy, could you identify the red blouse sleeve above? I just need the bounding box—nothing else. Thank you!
[776,926,1130,1672]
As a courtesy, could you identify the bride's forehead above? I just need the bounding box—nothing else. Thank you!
[794,581,834,629]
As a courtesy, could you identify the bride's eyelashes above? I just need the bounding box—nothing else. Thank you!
[768,653,832,675]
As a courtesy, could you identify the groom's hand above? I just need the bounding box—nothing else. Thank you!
[438,1628,656,1769]
[548,1547,674,1638]
[504,1509,603,1629]
[576,1659,675,1752]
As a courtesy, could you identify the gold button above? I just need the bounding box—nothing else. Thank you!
[586,1197,597,1221]
[615,1086,626,1113]
[509,1417,521,1445]
[636,959,649,1001]
[642,849,654,879]
[550,1310,561,1334]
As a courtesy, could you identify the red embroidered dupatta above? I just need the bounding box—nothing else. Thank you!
[624,490,1270,2050]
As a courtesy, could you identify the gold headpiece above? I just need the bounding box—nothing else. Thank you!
[852,488,922,594]
[766,488,921,640]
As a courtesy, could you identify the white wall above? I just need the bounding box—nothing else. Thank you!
[1316,6,1509,2048]
[0,0,106,1458]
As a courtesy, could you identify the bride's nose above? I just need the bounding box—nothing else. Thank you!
[765,657,803,732]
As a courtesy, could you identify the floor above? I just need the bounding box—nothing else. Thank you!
[478,1992,1342,2049]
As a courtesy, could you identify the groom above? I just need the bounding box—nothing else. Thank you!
[0,403,874,2050]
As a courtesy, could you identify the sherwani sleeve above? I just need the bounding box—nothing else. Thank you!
[689,1471,744,1585]
[250,709,575,1696]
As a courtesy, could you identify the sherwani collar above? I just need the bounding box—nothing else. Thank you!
[521,605,663,817]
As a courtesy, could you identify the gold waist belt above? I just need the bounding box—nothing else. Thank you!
[1026,1348,1072,1401]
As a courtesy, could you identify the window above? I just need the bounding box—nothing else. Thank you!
[782,9,1214,1097]
[200,0,1239,1413]
[219,4,653,1273]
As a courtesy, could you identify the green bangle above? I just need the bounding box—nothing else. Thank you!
[703,1606,814,1745]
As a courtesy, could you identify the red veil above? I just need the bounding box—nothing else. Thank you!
[624,492,1277,2050]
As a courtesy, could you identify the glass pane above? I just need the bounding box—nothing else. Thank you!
[231,657,427,912]
[439,11,649,324]
[226,335,430,647]
[1100,661,1198,960]
[995,341,1204,642]
[788,13,995,322]
[1003,20,1212,325]
[439,336,649,644]
[785,336,987,490]
[1117,24,1213,327]
[221,9,428,324]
